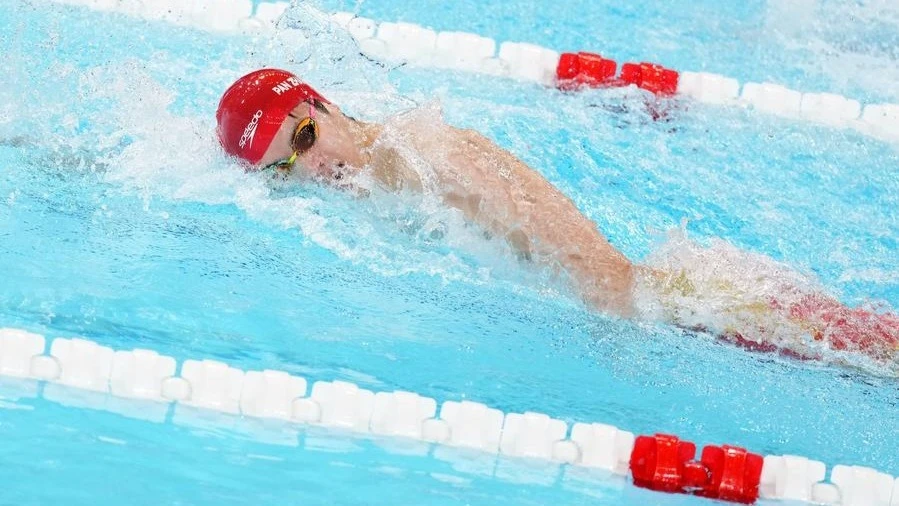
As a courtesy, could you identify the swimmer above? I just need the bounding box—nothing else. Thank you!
[216,68,899,365]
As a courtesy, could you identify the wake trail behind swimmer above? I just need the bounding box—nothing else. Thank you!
[635,231,899,366]
[215,68,899,371]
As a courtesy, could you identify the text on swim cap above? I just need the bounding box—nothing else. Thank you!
[238,110,264,150]
[272,76,303,95]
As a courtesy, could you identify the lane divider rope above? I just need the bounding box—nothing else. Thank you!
[45,0,899,144]
[1,328,897,505]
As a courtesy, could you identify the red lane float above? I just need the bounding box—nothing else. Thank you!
[620,62,679,96]
[556,53,679,97]
[630,434,763,504]
[630,434,697,492]
[556,51,617,89]
[698,445,763,503]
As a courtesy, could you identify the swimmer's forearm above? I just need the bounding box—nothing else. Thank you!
[450,127,638,316]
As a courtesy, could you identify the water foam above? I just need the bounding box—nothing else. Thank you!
[764,0,899,102]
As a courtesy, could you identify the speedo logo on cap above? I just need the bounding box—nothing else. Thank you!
[238,110,264,150]
[272,76,303,95]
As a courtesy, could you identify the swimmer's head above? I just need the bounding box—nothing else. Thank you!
[217,69,372,179]
[216,68,329,166]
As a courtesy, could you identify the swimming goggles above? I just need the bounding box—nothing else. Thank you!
[262,100,318,172]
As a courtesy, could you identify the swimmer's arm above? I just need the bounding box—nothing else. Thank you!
[453,127,636,316]
[369,145,423,192]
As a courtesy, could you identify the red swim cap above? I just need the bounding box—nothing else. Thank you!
[216,68,329,165]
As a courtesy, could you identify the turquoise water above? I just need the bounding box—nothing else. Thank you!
[1,1,898,505]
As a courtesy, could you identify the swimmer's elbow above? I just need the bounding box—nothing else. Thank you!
[582,262,637,319]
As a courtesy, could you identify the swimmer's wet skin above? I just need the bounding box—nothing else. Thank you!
[216,68,899,365]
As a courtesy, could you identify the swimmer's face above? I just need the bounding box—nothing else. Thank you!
[258,100,367,182]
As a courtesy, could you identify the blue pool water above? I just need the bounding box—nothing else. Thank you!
[1,0,898,504]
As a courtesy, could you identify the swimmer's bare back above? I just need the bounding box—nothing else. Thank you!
[365,120,635,316]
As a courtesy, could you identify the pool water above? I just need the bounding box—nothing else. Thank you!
[323,0,899,104]
[1,0,898,505]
